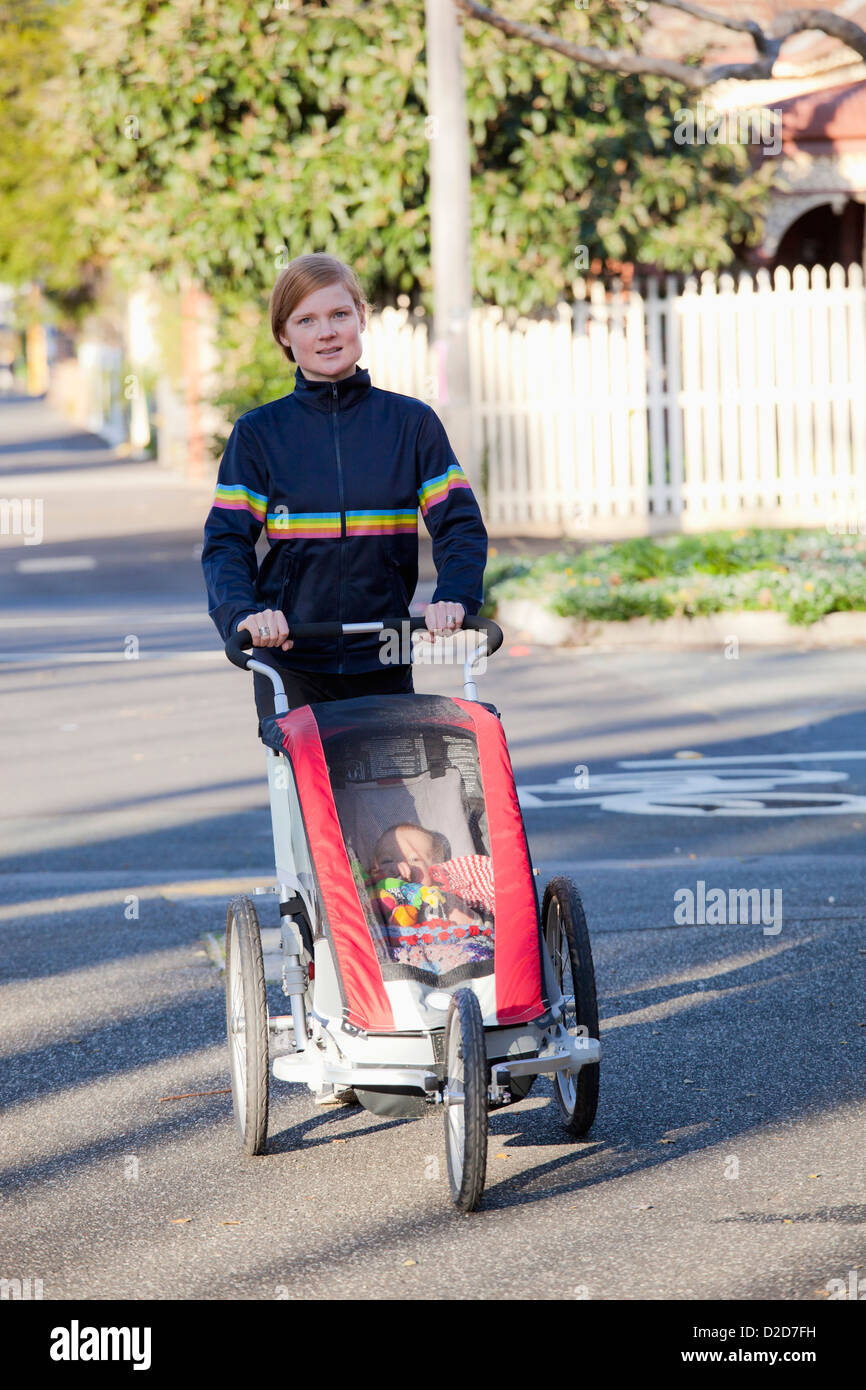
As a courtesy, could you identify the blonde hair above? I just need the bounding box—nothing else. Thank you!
[269,253,371,365]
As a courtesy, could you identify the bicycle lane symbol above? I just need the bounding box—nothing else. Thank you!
[516,758,866,816]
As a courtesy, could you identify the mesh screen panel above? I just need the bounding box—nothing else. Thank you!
[315,695,496,987]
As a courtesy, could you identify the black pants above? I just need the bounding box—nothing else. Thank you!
[253,656,414,740]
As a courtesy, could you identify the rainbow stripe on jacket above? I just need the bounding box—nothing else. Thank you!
[346,509,417,536]
[212,485,461,539]
[417,465,471,518]
[265,511,341,539]
[212,484,267,523]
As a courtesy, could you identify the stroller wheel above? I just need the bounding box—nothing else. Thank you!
[225,896,269,1155]
[542,877,600,1138]
[443,989,488,1212]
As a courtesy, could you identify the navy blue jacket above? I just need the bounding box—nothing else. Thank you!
[201,364,488,673]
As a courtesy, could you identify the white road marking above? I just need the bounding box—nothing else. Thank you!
[15,556,96,573]
[620,751,866,766]
[0,612,211,627]
[518,764,866,816]
[0,651,224,662]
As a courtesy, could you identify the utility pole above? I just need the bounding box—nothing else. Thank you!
[424,0,479,499]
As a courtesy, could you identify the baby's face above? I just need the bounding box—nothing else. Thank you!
[375,826,438,885]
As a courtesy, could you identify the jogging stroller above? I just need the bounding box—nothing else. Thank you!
[224,615,600,1212]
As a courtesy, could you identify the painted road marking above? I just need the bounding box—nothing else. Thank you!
[0,652,225,662]
[0,613,211,627]
[15,556,96,573]
[620,752,866,766]
[518,760,866,816]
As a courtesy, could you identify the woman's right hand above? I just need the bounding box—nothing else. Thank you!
[237,610,293,651]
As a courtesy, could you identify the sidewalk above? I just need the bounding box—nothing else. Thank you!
[0,394,215,549]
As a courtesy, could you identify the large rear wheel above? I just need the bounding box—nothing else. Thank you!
[443,988,489,1212]
[225,895,269,1155]
[542,877,600,1138]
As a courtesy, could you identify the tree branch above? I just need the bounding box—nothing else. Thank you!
[769,7,866,55]
[452,0,712,90]
[453,0,866,91]
[651,2,766,44]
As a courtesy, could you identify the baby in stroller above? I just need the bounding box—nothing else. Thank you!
[368,823,496,974]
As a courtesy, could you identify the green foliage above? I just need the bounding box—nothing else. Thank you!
[0,0,94,291]
[484,528,866,625]
[209,298,295,448]
[467,2,772,304]
[4,0,774,324]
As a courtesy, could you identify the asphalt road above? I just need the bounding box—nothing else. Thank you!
[1,396,864,1304]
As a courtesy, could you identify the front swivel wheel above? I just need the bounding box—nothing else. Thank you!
[225,895,269,1155]
[443,988,489,1212]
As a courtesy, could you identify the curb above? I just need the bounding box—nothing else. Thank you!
[494,598,866,649]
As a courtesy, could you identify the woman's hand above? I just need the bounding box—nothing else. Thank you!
[237,610,293,651]
[418,600,465,643]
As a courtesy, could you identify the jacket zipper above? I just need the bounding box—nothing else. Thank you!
[331,382,346,674]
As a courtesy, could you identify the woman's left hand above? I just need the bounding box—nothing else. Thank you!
[418,600,465,642]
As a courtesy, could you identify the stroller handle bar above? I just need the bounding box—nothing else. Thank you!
[224,615,504,671]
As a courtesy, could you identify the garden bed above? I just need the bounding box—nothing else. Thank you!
[482,528,866,644]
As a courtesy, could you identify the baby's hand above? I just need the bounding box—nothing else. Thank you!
[448,905,476,925]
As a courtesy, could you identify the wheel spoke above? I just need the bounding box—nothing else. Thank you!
[445,1012,467,1178]
[557,941,569,984]
[228,927,247,1122]
[545,886,597,1124]
[441,990,489,1210]
[548,901,576,1031]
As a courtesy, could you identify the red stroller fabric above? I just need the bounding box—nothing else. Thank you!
[453,697,544,1025]
[268,694,545,1032]
[274,704,395,1031]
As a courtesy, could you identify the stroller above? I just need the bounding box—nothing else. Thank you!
[224,615,601,1212]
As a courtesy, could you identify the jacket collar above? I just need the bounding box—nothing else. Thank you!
[292,362,371,411]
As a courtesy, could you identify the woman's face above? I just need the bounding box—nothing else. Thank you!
[278,282,365,381]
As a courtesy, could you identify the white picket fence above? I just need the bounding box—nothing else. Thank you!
[364,264,866,536]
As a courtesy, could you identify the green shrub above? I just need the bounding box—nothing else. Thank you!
[483,527,866,626]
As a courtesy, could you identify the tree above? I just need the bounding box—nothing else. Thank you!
[0,0,94,296]
[453,1,866,91]
[1,1,804,426]
[41,1,775,313]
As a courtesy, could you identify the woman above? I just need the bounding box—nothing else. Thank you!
[201,253,488,736]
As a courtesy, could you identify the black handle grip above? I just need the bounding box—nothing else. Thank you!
[224,615,503,670]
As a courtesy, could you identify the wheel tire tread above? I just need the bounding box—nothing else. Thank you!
[543,876,600,1139]
[445,989,488,1212]
[225,895,269,1155]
